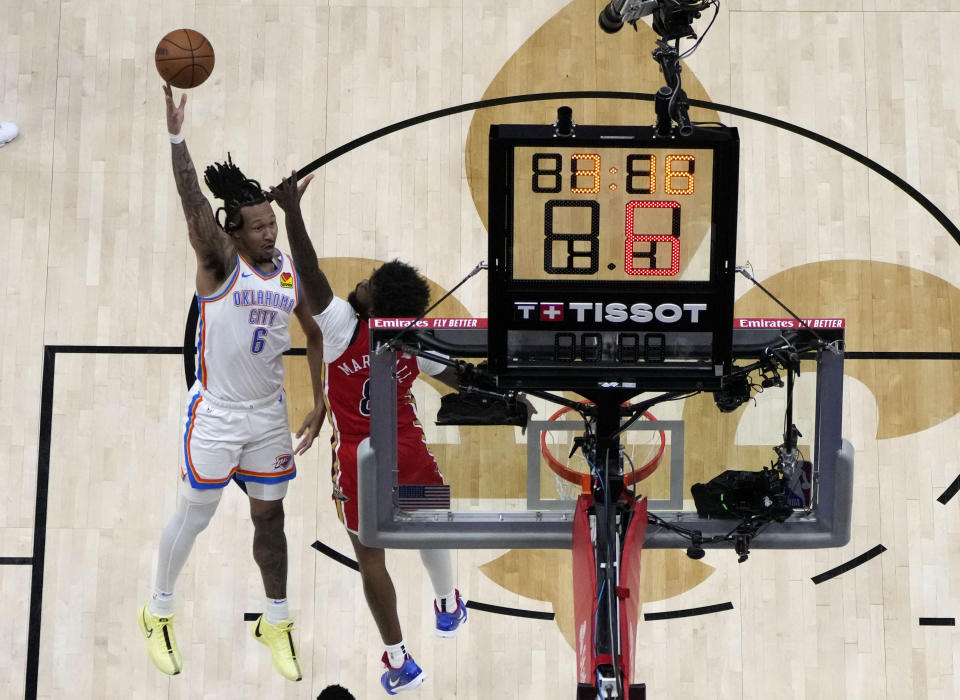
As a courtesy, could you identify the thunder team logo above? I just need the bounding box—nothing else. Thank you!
[272,454,293,471]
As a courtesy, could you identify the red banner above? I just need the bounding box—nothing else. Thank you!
[371,317,843,330]
[734,317,845,329]
[369,317,488,329]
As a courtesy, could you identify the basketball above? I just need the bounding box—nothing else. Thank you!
[154,29,215,89]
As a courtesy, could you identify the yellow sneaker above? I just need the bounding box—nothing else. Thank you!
[138,603,182,675]
[251,615,302,681]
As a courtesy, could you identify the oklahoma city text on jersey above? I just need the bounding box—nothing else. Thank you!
[233,289,296,326]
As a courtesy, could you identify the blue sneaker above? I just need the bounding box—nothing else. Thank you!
[380,652,426,695]
[434,590,467,638]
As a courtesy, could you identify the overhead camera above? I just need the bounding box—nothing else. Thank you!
[690,467,794,524]
[713,373,751,413]
[652,2,701,41]
[598,0,707,41]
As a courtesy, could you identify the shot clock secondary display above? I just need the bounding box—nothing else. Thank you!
[512,146,714,281]
[487,121,740,391]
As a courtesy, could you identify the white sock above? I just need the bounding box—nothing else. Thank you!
[385,640,407,669]
[265,597,290,624]
[149,590,175,616]
[437,589,459,613]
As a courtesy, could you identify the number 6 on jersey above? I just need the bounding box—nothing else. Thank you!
[251,327,267,354]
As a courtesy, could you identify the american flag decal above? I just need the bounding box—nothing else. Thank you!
[396,484,451,510]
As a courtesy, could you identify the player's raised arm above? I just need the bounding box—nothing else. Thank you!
[268,170,334,315]
[163,84,232,292]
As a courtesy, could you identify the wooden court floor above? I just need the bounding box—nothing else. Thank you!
[2,1,960,698]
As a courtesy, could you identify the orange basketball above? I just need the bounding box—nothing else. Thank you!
[155,29,215,89]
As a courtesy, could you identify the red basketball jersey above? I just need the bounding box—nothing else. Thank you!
[323,318,424,439]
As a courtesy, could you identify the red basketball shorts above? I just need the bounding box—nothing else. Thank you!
[331,430,443,533]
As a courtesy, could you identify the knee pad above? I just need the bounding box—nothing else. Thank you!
[174,485,221,535]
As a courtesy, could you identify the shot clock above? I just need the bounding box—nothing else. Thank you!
[487,121,740,391]
[513,146,713,281]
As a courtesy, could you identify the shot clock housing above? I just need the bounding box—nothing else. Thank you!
[487,121,740,391]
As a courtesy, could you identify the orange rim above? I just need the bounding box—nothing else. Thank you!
[540,401,666,490]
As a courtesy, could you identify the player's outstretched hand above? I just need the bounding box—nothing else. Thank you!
[268,170,314,214]
[162,83,186,136]
[295,403,326,455]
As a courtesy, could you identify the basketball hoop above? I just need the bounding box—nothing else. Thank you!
[540,401,666,499]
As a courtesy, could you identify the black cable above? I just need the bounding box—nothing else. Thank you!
[678,0,720,60]
[624,451,637,486]
[610,391,697,440]
[602,449,622,698]
[377,261,486,355]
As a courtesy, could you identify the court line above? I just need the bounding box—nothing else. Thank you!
[291,91,960,247]
[918,618,956,626]
[311,541,555,620]
[643,602,734,621]
[811,544,887,584]
[937,475,960,505]
[465,600,555,621]
[25,347,56,700]
[23,345,958,699]
[844,351,960,360]
[311,540,360,572]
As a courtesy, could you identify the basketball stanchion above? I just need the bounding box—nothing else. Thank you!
[573,492,648,700]
[364,315,850,699]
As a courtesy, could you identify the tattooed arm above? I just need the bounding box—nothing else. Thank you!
[164,84,234,296]
[269,171,333,315]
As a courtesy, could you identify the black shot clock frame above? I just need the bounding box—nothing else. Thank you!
[487,119,740,392]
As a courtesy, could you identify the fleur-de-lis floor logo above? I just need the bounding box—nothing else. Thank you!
[287,0,960,650]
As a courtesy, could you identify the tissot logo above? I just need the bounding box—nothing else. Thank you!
[514,301,707,324]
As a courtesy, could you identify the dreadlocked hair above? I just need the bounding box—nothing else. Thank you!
[203,153,266,233]
[369,260,431,318]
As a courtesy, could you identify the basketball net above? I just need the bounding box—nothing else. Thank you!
[540,402,666,502]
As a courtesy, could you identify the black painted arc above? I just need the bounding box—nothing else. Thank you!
[643,601,734,621]
[184,296,200,388]
[22,344,958,700]
[465,600,555,621]
[290,90,960,247]
[310,541,554,619]
[178,288,959,391]
[811,544,887,584]
[845,351,960,360]
[311,540,360,572]
[937,474,960,505]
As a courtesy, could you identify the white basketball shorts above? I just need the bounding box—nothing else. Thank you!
[181,381,295,500]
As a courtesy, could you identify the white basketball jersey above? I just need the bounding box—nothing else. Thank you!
[195,251,299,402]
